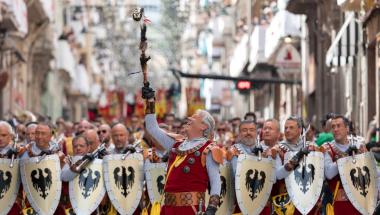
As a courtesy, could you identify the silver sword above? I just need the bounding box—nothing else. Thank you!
[121,140,141,160]
[9,133,19,168]
[37,134,64,163]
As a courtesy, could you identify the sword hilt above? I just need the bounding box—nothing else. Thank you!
[121,152,131,160]
[352,151,357,164]
[121,141,141,160]
[9,154,15,168]
[37,153,47,163]
[350,134,357,164]
[9,132,18,168]
[75,159,90,172]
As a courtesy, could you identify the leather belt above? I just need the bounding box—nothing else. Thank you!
[164,191,205,206]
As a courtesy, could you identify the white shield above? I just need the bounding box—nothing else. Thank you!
[20,155,62,215]
[284,151,324,214]
[0,158,20,215]
[144,160,166,205]
[103,153,144,215]
[235,154,276,215]
[69,158,106,215]
[337,152,378,215]
[205,162,235,215]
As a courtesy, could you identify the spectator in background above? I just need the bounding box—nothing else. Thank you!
[64,122,74,138]
[215,121,233,148]
[60,121,75,156]
[71,135,90,156]
[216,122,228,141]
[172,118,182,134]
[163,113,175,131]
[128,115,144,145]
[56,118,66,137]
[230,117,241,137]
[306,125,318,142]
[178,120,188,137]
[76,119,93,136]
[129,115,143,133]
[365,119,380,161]
[244,112,257,123]
[16,124,26,145]
[73,122,79,136]
[83,129,101,153]
[97,124,114,152]
[25,122,38,145]
[315,113,335,146]
[110,123,130,154]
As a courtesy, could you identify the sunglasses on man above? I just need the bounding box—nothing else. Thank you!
[97,130,107,135]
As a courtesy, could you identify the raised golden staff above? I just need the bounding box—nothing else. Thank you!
[132,7,151,86]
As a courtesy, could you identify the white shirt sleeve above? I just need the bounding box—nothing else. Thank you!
[61,163,78,182]
[275,154,291,180]
[206,153,221,196]
[145,114,176,152]
[324,151,338,179]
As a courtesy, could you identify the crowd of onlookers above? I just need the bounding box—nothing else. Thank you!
[4,110,379,161]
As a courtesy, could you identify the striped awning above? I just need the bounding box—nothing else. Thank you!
[325,12,361,67]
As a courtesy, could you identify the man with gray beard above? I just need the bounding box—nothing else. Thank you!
[227,120,257,175]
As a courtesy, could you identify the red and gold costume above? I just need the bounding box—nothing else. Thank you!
[161,140,223,215]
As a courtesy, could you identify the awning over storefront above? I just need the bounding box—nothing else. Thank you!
[55,40,76,79]
[248,25,267,71]
[274,43,301,75]
[325,12,361,67]
[265,10,302,59]
[71,64,90,96]
[229,33,248,77]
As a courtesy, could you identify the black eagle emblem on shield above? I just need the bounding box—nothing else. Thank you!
[31,168,52,199]
[113,166,135,197]
[350,166,371,197]
[245,169,266,201]
[78,168,101,199]
[156,175,165,195]
[0,170,12,199]
[294,164,315,193]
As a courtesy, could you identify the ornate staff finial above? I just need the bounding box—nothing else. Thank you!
[132,7,143,21]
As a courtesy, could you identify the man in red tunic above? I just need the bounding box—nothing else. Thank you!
[143,83,223,215]
[323,115,366,214]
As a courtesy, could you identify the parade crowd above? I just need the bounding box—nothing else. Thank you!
[0,85,380,215]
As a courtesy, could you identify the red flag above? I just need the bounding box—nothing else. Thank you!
[143,17,152,24]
